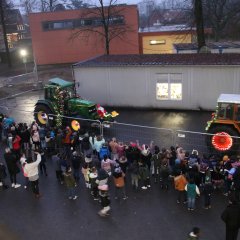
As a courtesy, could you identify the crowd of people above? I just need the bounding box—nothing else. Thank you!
[0,113,240,239]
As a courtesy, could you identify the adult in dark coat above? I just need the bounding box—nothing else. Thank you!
[233,167,240,202]
[221,194,240,240]
[4,148,21,188]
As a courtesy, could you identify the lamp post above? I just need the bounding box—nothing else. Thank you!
[20,49,27,73]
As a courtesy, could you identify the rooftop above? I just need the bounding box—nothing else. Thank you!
[48,78,74,87]
[174,42,240,51]
[218,94,240,104]
[73,53,240,67]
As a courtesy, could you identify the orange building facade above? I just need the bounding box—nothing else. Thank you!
[139,30,195,54]
[29,5,139,65]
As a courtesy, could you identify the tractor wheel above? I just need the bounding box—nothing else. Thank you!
[34,104,54,127]
[206,126,239,154]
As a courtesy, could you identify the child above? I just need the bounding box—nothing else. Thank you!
[160,159,170,190]
[98,184,111,217]
[81,162,90,189]
[139,159,150,190]
[185,178,200,211]
[128,160,139,190]
[63,168,78,200]
[174,171,187,204]
[203,174,214,209]
[112,165,127,200]
[89,167,99,200]
[52,153,64,184]
[101,155,115,176]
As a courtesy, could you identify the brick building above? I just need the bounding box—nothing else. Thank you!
[29,5,139,65]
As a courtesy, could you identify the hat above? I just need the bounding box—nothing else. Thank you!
[192,149,198,156]
[89,172,98,178]
[85,156,92,163]
[72,151,77,156]
[114,166,121,173]
[98,184,108,191]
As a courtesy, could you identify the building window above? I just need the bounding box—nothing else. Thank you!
[42,15,125,31]
[150,40,166,45]
[156,73,182,100]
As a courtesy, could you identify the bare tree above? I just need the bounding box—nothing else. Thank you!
[193,0,206,51]
[20,0,39,14]
[202,0,240,41]
[40,0,66,12]
[66,0,89,9]
[0,0,13,67]
[70,0,135,55]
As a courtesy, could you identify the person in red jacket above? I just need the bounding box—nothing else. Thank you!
[12,134,21,160]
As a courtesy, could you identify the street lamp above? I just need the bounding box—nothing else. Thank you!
[20,49,27,73]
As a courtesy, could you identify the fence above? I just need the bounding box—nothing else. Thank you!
[0,72,41,100]
[0,72,38,87]
[102,121,175,147]
[1,105,240,156]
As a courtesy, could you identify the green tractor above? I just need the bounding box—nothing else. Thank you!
[34,78,118,130]
[205,94,240,154]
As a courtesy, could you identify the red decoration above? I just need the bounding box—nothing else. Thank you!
[96,104,107,118]
[212,132,233,151]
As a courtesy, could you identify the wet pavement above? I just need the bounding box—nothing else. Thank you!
[0,90,231,240]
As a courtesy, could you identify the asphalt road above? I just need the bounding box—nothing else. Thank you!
[0,90,232,240]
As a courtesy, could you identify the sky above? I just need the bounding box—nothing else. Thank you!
[12,0,185,13]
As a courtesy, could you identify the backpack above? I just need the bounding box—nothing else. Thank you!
[99,146,110,160]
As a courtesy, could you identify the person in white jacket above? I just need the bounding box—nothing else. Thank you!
[24,152,41,198]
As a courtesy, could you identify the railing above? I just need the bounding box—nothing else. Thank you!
[1,108,240,156]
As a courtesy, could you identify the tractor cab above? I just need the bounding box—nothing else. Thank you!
[206,94,240,153]
[44,78,75,101]
[216,94,240,122]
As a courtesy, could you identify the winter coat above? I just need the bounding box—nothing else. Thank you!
[4,152,19,174]
[94,138,105,153]
[81,137,90,150]
[101,159,114,172]
[128,161,139,175]
[139,164,150,180]
[233,168,240,190]
[96,169,109,186]
[113,172,125,188]
[203,183,214,195]
[174,174,187,191]
[117,145,125,158]
[21,129,31,143]
[151,153,161,168]
[71,155,82,170]
[24,154,41,179]
[185,183,200,198]
[52,155,61,171]
[64,173,76,188]
[109,140,119,154]
[12,135,21,150]
[118,157,128,173]
[221,203,240,229]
